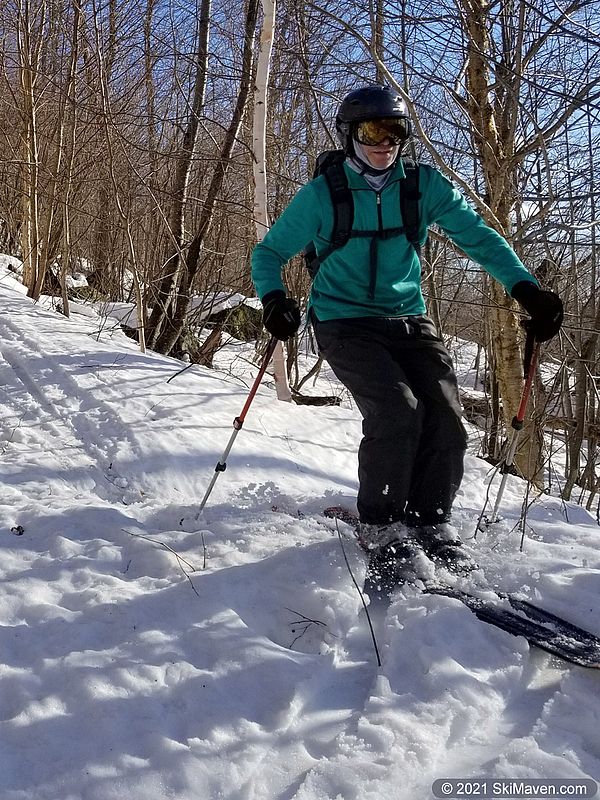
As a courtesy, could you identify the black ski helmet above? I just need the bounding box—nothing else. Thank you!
[335,85,411,155]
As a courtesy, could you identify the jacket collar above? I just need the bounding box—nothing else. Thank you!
[343,157,406,190]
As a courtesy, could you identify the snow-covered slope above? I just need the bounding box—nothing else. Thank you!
[1,277,599,800]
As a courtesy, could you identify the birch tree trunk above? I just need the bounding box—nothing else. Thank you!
[461,0,544,484]
[252,0,291,403]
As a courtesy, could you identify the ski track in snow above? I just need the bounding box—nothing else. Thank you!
[1,280,599,800]
[0,312,144,504]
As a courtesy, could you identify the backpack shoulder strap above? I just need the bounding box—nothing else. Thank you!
[304,151,354,278]
[323,158,354,249]
[400,158,421,256]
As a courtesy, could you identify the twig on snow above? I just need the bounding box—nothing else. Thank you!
[122,528,201,598]
[285,608,330,650]
[335,519,382,668]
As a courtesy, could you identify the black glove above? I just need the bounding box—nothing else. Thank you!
[511,280,563,342]
[261,290,301,341]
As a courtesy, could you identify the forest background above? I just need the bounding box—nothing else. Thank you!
[0,0,599,509]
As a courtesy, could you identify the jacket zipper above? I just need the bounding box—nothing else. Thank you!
[368,193,384,300]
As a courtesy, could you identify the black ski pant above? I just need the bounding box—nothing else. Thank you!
[313,315,468,527]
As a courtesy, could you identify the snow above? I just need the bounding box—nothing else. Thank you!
[90,292,262,331]
[0,256,27,292]
[186,291,262,319]
[65,272,89,289]
[0,270,599,799]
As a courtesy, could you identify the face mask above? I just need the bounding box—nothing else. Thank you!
[352,141,399,173]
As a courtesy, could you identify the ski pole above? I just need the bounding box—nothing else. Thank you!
[484,331,541,526]
[195,336,278,517]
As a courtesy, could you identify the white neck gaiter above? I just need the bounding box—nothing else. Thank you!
[346,141,398,191]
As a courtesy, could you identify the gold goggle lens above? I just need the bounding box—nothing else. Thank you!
[355,118,409,146]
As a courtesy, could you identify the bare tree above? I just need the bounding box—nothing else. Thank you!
[145,0,211,351]
[252,0,292,401]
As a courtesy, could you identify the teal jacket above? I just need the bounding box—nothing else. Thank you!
[251,159,536,321]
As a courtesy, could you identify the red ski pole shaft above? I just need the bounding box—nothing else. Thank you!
[196,337,278,515]
[514,341,540,425]
[237,337,278,424]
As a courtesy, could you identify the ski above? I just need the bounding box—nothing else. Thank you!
[323,506,600,669]
[423,584,600,669]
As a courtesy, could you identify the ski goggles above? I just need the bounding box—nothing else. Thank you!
[354,117,410,146]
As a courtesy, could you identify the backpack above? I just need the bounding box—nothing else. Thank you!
[304,149,421,281]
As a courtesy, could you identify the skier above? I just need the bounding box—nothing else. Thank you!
[251,85,563,587]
